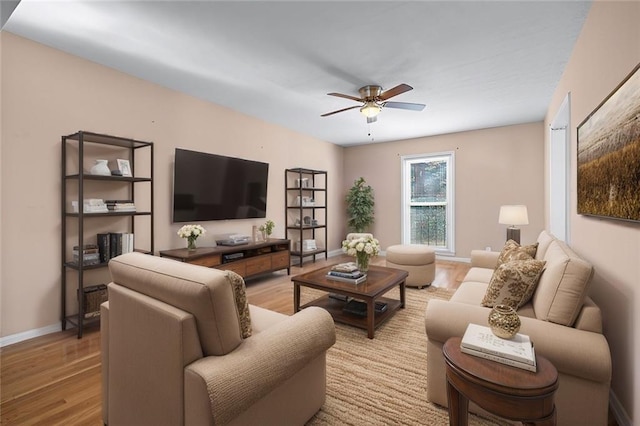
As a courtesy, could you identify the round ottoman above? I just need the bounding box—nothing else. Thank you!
[386,244,435,288]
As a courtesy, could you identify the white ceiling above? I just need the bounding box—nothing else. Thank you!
[3,0,591,146]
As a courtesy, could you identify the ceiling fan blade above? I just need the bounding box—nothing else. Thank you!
[321,105,361,117]
[378,83,413,100]
[383,101,426,112]
[327,92,364,102]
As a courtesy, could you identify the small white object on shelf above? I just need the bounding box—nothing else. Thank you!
[90,159,111,176]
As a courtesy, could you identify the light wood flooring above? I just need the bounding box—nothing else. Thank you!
[1,256,616,425]
[0,256,467,425]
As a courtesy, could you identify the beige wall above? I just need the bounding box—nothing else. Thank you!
[545,1,639,422]
[343,122,545,258]
[0,32,344,338]
[3,2,639,420]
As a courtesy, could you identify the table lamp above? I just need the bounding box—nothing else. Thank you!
[498,205,529,244]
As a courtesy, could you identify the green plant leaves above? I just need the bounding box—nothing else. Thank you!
[346,177,375,232]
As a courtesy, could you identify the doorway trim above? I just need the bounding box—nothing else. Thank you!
[549,93,571,242]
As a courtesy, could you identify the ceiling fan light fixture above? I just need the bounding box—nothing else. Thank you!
[360,101,381,118]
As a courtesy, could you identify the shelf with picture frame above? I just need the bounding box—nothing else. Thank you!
[61,130,154,338]
[284,168,328,265]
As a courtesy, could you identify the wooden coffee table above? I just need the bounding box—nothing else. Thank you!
[443,337,559,426]
[292,265,408,339]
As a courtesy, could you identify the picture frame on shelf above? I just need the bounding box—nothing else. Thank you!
[117,159,132,177]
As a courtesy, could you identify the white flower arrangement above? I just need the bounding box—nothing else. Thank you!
[341,235,380,257]
[177,224,206,240]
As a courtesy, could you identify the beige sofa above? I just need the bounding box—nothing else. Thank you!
[425,231,611,425]
[101,252,336,426]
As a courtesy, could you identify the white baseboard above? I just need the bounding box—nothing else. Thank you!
[0,322,61,348]
[609,389,632,426]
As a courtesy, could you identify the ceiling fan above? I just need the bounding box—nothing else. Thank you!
[321,83,426,123]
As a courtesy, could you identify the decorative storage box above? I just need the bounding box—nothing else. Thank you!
[80,284,108,318]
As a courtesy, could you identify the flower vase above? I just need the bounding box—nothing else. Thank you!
[90,159,111,176]
[356,252,370,273]
[187,237,197,251]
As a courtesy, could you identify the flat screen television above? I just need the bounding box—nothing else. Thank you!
[172,148,269,222]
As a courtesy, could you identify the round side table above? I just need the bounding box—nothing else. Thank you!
[443,337,558,426]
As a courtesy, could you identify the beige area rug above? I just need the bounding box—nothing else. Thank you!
[301,286,508,426]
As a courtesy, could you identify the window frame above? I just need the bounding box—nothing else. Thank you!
[400,151,455,255]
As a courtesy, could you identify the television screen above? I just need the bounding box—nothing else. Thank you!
[173,148,269,222]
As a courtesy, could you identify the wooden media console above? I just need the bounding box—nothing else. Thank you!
[159,238,291,279]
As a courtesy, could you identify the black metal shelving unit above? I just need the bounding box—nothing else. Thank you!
[284,168,328,265]
[61,131,154,338]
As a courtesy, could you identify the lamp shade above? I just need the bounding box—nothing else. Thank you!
[360,101,381,118]
[499,205,529,226]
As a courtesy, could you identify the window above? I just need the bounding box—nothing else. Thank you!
[401,152,455,255]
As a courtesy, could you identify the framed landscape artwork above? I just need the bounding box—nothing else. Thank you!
[577,62,640,223]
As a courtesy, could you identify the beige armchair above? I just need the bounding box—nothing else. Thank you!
[101,252,336,426]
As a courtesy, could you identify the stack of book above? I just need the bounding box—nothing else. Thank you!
[72,199,109,213]
[460,323,537,372]
[72,244,100,266]
[326,262,367,284]
[105,200,136,212]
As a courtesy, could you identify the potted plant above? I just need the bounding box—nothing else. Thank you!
[259,219,275,239]
[346,177,375,232]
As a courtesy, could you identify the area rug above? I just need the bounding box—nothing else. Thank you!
[301,286,508,426]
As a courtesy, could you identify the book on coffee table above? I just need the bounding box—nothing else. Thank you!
[331,262,360,273]
[326,273,367,284]
[460,323,536,368]
[327,270,365,279]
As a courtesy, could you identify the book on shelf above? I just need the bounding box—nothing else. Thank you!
[72,253,101,266]
[97,233,111,263]
[326,273,367,284]
[461,323,535,366]
[342,299,388,317]
[460,345,537,372]
[99,232,135,261]
[109,233,122,259]
[105,199,136,212]
[72,244,99,254]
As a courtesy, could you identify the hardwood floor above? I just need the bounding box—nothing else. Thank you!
[0,255,468,425]
[1,256,531,426]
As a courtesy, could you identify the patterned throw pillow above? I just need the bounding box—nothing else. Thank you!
[226,271,252,338]
[496,240,539,266]
[482,259,546,309]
